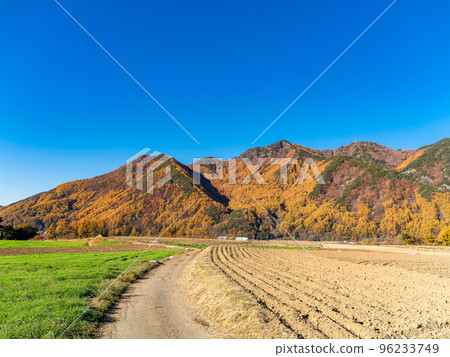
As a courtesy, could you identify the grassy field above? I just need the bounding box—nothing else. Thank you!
[97,239,129,246]
[0,249,181,338]
[0,240,88,247]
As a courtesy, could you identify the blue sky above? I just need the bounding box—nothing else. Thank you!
[1,0,450,205]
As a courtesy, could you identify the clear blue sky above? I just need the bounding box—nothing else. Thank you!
[1,0,450,205]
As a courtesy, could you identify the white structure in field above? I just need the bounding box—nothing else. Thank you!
[217,236,249,241]
[235,236,249,241]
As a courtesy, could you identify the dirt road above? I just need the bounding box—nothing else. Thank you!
[98,250,212,339]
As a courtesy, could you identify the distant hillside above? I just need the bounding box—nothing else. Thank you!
[321,141,416,168]
[398,138,450,192]
[1,139,449,243]
[0,158,228,238]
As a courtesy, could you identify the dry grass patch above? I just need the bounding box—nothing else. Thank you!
[184,247,296,338]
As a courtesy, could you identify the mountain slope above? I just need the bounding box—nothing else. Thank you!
[195,149,449,241]
[321,141,416,168]
[398,138,450,191]
[1,139,449,242]
[0,157,228,237]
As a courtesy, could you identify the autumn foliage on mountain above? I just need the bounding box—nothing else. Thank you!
[1,138,449,244]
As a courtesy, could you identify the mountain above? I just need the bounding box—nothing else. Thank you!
[1,139,449,243]
[321,141,416,168]
[240,140,323,159]
[0,157,228,237]
[397,138,450,191]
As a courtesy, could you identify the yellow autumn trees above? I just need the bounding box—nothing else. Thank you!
[1,151,450,244]
[438,225,450,246]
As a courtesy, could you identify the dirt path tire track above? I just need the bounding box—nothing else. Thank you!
[98,250,212,339]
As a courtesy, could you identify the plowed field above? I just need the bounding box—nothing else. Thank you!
[209,246,450,339]
[112,236,321,248]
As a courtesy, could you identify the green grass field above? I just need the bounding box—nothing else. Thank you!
[97,239,129,246]
[0,240,88,247]
[0,249,181,338]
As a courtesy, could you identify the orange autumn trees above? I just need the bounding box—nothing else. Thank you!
[0,139,449,243]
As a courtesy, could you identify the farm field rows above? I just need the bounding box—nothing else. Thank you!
[112,236,322,248]
[209,246,450,339]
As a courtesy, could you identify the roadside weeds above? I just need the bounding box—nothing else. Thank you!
[183,247,296,339]
[71,252,182,338]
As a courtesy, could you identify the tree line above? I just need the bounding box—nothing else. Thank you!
[0,217,39,240]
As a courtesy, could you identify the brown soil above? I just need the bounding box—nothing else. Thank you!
[113,236,322,248]
[207,246,450,339]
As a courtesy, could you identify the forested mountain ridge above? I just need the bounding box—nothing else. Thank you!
[1,139,449,243]
[397,138,450,191]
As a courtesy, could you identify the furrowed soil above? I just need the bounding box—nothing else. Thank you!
[111,236,322,248]
[203,246,450,339]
